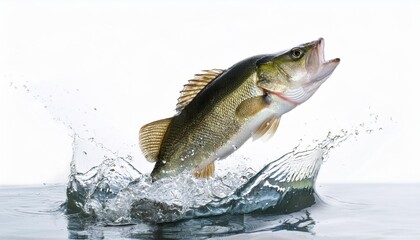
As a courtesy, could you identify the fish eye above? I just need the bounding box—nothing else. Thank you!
[291,48,304,59]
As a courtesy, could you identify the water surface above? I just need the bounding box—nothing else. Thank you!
[1,183,419,239]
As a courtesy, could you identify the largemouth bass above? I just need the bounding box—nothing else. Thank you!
[140,38,340,181]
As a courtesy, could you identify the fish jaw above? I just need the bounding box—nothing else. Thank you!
[306,38,340,84]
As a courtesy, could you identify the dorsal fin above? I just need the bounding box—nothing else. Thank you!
[139,117,172,162]
[252,116,281,141]
[176,69,224,112]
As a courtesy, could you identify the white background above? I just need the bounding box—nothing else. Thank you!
[1,0,419,185]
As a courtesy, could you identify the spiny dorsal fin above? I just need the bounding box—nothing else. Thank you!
[139,117,172,162]
[253,117,281,141]
[193,162,215,178]
[176,69,224,112]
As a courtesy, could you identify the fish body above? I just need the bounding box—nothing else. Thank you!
[139,38,340,181]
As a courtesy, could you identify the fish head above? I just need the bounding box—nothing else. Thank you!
[256,38,340,105]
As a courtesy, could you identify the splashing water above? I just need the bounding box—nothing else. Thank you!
[9,80,386,229]
[66,129,352,224]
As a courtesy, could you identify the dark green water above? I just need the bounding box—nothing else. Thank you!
[1,184,419,239]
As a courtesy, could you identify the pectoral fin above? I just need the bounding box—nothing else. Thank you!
[139,117,172,162]
[193,162,215,178]
[235,95,271,120]
[253,116,281,141]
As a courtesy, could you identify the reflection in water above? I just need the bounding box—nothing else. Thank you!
[66,208,315,239]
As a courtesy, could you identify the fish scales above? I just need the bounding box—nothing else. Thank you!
[155,57,262,175]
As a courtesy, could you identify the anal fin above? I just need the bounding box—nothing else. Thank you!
[193,162,215,178]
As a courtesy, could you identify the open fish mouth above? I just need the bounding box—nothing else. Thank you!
[307,38,340,83]
[272,38,340,105]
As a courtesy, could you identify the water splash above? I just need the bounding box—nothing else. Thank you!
[9,80,386,228]
[65,129,352,224]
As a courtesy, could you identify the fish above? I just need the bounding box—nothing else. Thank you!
[139,38,340,182]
